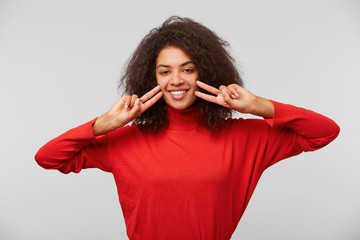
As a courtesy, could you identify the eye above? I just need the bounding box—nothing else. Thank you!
[183,68,194,73]
[159,70,170,75]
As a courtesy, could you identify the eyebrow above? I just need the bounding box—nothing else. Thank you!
[156,61,195,69]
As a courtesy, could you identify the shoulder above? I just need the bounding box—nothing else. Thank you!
[105,122,149,144]
[224,117,270,131]
[211,117,271,139]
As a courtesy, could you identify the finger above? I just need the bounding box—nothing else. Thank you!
[220,85,237,99]
[219,85,234,98]
[227,84,240,98]
[111,97,126,110]
[196,81,220,95]
[141,91,163,112]
[220,88,230,102]
[140,85,161,103]
[221,90,238,109]
[127,98,141,119]
[130,94,138,108]
[194,91,220,104]
[120,95,131,110]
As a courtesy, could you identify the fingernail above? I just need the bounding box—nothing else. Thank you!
[222,90,226,96]
[136,99,140,104]
[231,94,236,99]
[125,104,129,109]
[235,93,239,97]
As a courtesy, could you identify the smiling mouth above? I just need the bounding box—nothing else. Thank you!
[169,90,187,95]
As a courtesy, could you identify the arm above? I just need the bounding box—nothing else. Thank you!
[261,100,340,168]
[195,81,340,167]
[35,119,110,173]
[35,86,163,173]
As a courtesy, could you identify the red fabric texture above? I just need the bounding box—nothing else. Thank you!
[35,101,339,240]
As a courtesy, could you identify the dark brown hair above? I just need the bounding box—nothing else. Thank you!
[119,16,243,132]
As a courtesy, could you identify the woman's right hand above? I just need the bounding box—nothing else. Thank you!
[93,85,163,136]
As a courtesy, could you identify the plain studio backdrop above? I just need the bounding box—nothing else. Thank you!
[0,0,359,239]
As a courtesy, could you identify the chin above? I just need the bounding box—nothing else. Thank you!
[167,101,197,110]
[168,103,188,110]
[164,94,197,110]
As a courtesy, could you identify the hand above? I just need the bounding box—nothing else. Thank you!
[93,85,163,135]
[195,81,274,117]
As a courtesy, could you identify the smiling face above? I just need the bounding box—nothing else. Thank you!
[156,46,198,110]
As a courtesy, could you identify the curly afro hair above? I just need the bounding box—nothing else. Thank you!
[119,16,243,133]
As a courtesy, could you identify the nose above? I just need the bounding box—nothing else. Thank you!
[169,71,184,85]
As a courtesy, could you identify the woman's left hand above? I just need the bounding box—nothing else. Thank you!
[195,80,274,118]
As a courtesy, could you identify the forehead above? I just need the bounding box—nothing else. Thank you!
[156,46,192,65]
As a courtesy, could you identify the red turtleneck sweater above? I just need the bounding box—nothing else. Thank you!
[35,101,339,240]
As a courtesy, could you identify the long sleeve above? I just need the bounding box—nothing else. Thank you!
[261,100,340,169]
[33,103,340,239]
[35,119,111,174]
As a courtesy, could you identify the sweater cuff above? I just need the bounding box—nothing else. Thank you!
[73,118,101,140]
[264,100,293,127]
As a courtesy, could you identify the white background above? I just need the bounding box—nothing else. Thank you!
[0,0,359,239]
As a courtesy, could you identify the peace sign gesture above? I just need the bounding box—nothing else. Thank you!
[93,85,163,135]
[195,81,274,118]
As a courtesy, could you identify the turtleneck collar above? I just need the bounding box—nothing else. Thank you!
[166,103,201,131]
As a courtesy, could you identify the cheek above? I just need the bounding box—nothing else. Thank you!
[188,75,198,90]
[156,76,167,90]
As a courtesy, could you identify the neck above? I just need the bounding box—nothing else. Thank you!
[166,104,200,131]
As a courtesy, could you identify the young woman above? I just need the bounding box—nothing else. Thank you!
[35,16,340,240]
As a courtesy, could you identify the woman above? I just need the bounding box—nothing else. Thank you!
[35,16,340,240]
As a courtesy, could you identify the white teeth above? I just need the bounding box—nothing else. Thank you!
[170,90,186,95]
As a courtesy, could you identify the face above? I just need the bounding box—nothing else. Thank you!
[156,46,198,110]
